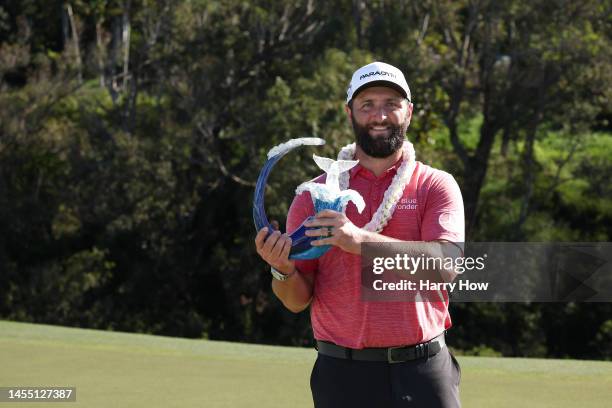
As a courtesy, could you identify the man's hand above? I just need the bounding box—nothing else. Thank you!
[254,227,295,274]
[304,210,365,255]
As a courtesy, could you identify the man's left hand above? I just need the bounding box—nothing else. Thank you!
[304,210,365,255]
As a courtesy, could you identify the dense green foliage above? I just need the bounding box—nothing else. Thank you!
[1,1,611,359]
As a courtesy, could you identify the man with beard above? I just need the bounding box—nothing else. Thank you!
[255,62,464,407]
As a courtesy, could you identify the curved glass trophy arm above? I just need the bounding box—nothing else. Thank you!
[252,138,327,259]
[253,152,285,233]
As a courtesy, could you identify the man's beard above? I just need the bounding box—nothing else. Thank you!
[351,117,408,158]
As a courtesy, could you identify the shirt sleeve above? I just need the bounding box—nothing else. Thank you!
[421,171,465,244]
[286,191,319,275]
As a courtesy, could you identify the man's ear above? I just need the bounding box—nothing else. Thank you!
[344,104,352,122]
[405,102,414,126]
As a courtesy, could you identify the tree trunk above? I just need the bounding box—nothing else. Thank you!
[64,2,82,83]
[514,124,537,238]
[107,14,122,102]
[61,4,70,49]
[95,18,106,88]
[352,0,363,48]
[121,1,131,91]
[514,85,546,238]
[463,119,498,237]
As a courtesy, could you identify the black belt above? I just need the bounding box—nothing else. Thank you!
[316,333,445,363]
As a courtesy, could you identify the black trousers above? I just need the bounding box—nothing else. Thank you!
[310,347,461,408]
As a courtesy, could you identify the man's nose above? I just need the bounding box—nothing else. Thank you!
[371,106,388,122]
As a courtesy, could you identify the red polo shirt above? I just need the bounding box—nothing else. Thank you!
[286,160,465,348]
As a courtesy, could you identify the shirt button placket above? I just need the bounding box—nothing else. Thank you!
[373,180,383,209]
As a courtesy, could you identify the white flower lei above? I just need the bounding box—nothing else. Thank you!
[337,141,416,233]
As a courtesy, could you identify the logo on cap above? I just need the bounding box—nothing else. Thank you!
[359,71,397,81]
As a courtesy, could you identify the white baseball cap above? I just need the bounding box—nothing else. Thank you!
[346,61,411,103]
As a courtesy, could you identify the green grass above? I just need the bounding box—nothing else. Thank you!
[1,320,611,407]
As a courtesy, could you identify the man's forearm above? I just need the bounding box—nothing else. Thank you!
[271,267,314,313]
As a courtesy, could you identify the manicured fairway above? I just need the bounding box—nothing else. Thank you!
[0,320,610,407]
